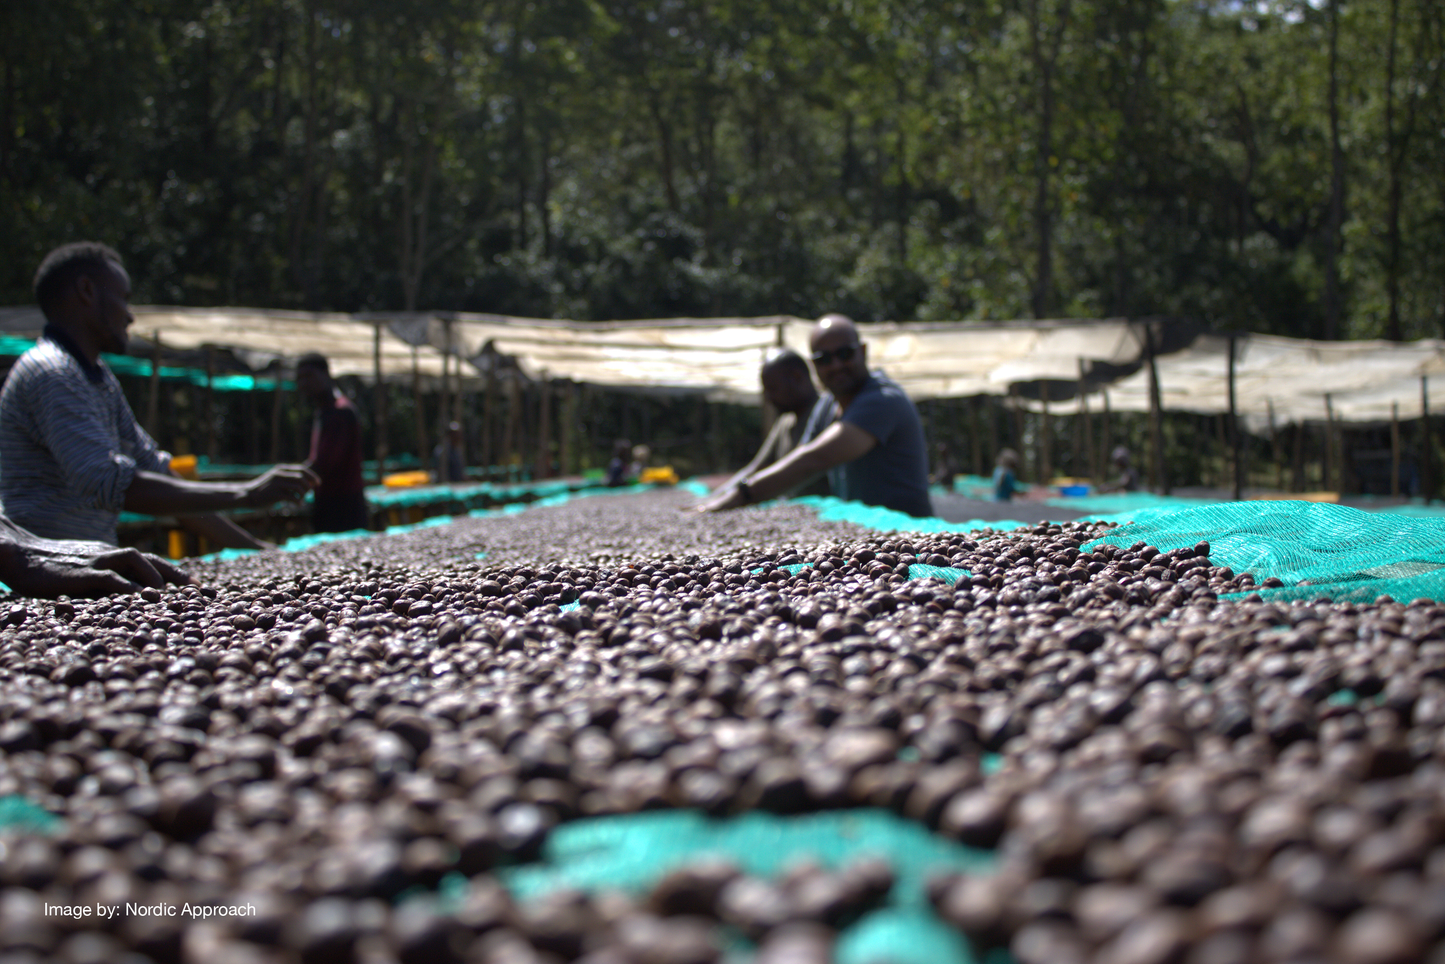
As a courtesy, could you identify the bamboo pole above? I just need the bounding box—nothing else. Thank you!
[1391,400,1401,497]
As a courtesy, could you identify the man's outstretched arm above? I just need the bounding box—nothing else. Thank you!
[697,421,875,512]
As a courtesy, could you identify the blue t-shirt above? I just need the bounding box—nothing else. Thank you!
[802,370,933,518]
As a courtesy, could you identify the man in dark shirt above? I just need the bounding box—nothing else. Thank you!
[295,353,368,533]
[698,314,932,518]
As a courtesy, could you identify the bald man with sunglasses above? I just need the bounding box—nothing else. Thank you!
[698,314,932,518]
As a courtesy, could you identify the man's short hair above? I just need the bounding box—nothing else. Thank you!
[296,352,330,375]
[33,242,124,320]
[762,348,810,379]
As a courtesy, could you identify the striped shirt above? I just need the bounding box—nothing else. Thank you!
[0,330,170,544]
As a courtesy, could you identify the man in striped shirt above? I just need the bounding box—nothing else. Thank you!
[0,242,317,547]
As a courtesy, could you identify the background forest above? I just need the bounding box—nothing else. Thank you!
[1,0,1442,340]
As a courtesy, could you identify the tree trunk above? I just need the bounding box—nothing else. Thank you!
[1385,0,1403,340]
[650,89,680,212]
[1029,0,1070,319]
[1323,0,1344,340]
[399,115,438,313]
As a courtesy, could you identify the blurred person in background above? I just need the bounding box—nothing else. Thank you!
[992,448,1020,502]
[295,352,368,533]
[931,440,961,489]
[434,421,467,483]
[605,439,633,487]
[1097,445,1140,493]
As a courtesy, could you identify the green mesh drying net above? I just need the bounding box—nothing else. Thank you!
[1082,500,1445,605]
[0,796,61,834]
[791,496,1031,536]
[497,808,996,964]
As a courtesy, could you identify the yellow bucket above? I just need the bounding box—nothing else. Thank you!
[640,466,679,485]
[170,454,198,480]
[383,470,433,488]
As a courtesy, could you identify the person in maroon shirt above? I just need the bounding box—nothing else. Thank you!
[295,353,369,533]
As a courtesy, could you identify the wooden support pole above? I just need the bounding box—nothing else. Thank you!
[1292,418,1306,492]
[969,395,982,477]
[1268,400,1283,492]
[412,345,426,465]
[1009,385,1025,477]
[1391,400,1401,497]
[562,380,578,476]
[1079,359,1096,483]
[1229,333,1244,500]
[1144,323,1166,493]
[482,367,497,473]
[1216,415,1228,488]
[147,331,162,438]
[536,375,553,479]
[204,345,218,464]
[1040,381,1053,483]
[1100,388,1112,477]
[373,321,388,485]
[247,383,260,466]
[439,318,454,444]
[986,395,999,471]
[271,372,284,464]
[690,392,704,480]
[1423,376,1433,503]
[503,377,519,467]
[708,399,720,474]
[1324,393,1336,492]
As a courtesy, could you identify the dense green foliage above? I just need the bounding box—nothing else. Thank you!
[3,0,1442,338]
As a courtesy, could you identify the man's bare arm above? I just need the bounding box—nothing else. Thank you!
[124,465,317,515]
[176,513,275,551]
[698,421,875,511]
[719,414,794,492]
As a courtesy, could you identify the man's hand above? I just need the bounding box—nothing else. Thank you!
[0,519,192,598]
[242,464,320,507]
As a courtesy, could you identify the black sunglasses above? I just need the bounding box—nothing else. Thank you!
[811,344,860,366]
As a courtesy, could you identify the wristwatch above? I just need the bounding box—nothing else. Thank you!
[737,480,754,505]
